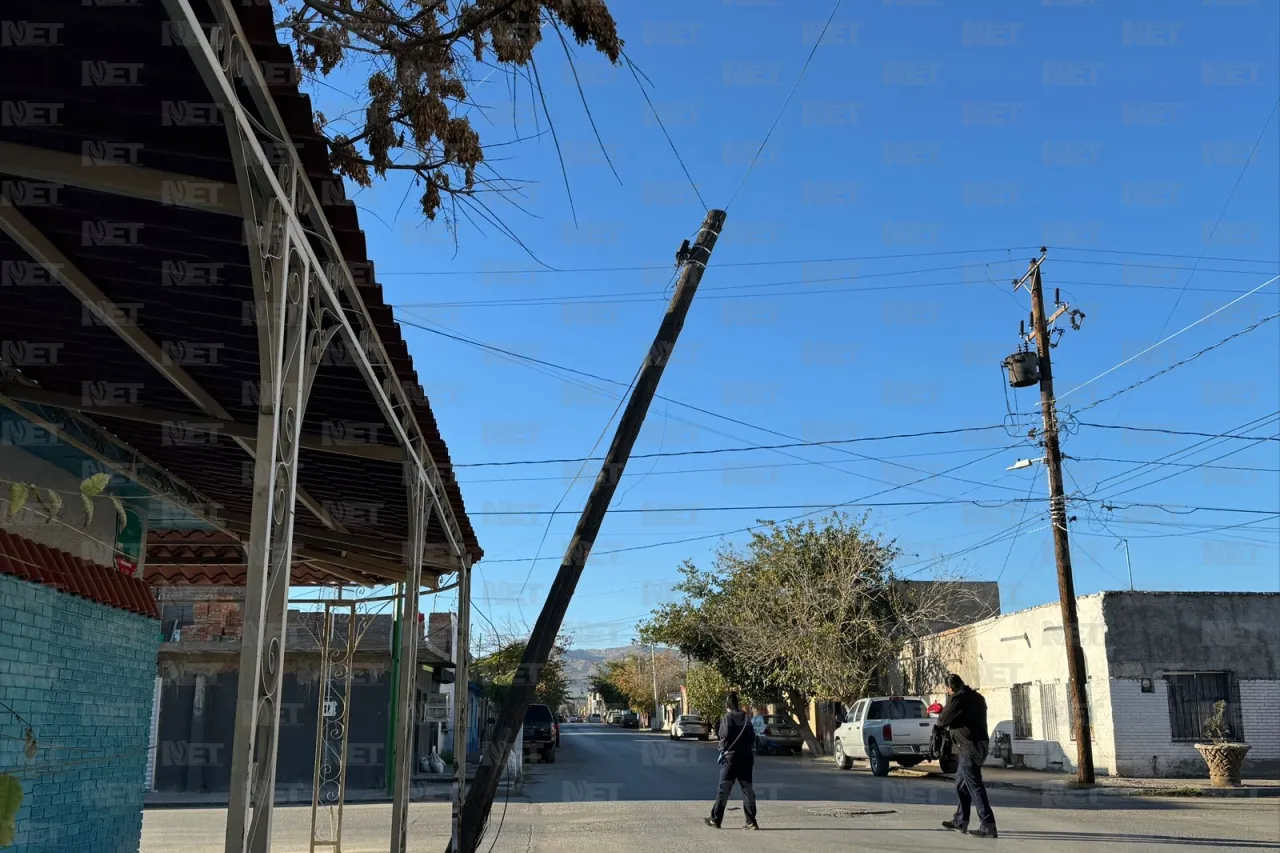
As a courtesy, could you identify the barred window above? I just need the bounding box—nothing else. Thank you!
[1167,672,1240,742]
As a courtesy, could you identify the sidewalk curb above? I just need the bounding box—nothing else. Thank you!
[978,779,1280,799]
[144,775,476,810]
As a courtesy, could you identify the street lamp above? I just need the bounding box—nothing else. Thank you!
[1006,457,1045,471]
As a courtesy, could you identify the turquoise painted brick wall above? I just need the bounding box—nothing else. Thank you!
[0,574,159,853]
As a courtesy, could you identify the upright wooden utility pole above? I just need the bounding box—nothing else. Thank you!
[650,644,661,731]
[1027,260,1096,784]
[449,209,727,853]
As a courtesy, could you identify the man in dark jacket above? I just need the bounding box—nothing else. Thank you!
[935,674,997,838]
[705,692,759,830]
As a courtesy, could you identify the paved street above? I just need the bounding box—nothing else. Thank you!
[143,724,1280,852]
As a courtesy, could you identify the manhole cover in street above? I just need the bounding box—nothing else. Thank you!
[805,808,896,818]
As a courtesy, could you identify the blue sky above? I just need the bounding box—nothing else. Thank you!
[306,0,1280,650]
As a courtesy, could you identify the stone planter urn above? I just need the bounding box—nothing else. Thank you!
[1195,742,1251,787]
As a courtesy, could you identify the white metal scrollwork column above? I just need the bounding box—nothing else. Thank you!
[226,178,338,852]
[390,466,430,852]
[309,601,357,852]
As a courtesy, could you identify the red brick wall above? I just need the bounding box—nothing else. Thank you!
[427,612,453,658]
[181,600,244,642]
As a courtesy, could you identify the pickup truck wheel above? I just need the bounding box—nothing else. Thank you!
[867,740,890,777]
[834,740,853,770]
[545,747,556,764]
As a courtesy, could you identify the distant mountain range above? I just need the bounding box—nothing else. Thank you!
[560,645,642,699]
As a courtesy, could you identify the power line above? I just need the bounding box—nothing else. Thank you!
[1152,98,1279,335]
[457,445,1024,484]
[1057,274,1280,404]
[1072,456,1279,474]
[1053,247,1279,265]
[451,421,1277,471]
[375,247,1278,277]
[477,446,1018,564]
[1101,431,1280,502]
[1076,422,1280,443]
[451,425,1008,468]
[996,475,1042,582]
[623,51,707,211]
[1087,412,1279,491]
[471,498,1052,516]
[401,316,1027,497]
[394,273,1274,309]
[1086,98,1280,464]
[1073,310,1280,415]
[724,0,844,210]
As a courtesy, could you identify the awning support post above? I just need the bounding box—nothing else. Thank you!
[390,462,431,852]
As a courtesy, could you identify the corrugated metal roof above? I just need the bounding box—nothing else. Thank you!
[0,0,481,576]
[0,527,159,619]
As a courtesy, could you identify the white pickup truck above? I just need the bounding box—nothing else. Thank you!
[833,696,955,777]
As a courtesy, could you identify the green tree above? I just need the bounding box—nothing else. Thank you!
[588,671,628,707]
[683,662,730,724]
[590,652,683,716]
[474,635,570,710]
[641,512,977,755]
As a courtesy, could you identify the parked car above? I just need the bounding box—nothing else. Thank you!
[670,714,710,740]
[619,711,640,729]
[606,711,621,725]
[832,696,952,776]
[523,703,557,763]
[588,713,602,723]
[750,714,803,755]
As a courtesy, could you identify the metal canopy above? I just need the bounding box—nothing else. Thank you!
[0,0,482,575]
[0,1,478,850]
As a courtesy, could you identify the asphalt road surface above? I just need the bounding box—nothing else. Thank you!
[143,723,1280,852]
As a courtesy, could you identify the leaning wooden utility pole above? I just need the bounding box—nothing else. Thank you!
[448,209,727,853]
[1026,258,1096,784]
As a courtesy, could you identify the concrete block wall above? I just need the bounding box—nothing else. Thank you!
[1108,678,1183,776]
[0,574,160,853]
[1107,677,1280,778]
[1238,680,1280,768]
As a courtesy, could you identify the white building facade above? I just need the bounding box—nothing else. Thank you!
[904,591,1280,778]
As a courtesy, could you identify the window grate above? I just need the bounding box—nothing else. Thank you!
[1012,683,1033,739]
[1039,682,1060,739]
[1167,672,1240,741]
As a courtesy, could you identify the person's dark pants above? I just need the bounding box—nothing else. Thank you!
[710,760,757,826]
[953,743,996,830]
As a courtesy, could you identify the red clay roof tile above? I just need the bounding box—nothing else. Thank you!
[0,528,159,619]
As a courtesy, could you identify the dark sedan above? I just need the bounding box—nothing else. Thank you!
[751,714,803,755]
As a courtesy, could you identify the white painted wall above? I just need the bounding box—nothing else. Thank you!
[0,446,119,566]
[919,592,1280,778]
[920,595,1117,774]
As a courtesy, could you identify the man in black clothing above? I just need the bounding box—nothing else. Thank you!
[705,692,759,830]
[935,674,997,838]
